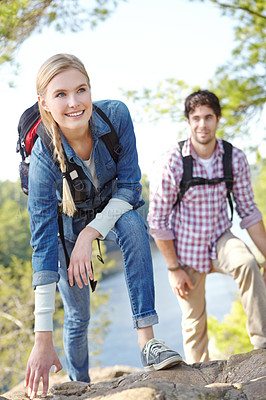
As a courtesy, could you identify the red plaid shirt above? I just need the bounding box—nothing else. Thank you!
[148,139,262,273]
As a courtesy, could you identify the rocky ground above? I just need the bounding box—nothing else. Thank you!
[2,350,265,400]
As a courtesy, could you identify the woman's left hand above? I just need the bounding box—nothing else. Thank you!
[68,226,100,288]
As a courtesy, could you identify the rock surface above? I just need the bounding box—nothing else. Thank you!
[2,350,265,400]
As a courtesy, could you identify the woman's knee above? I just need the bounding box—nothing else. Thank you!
[116,211,149,242]
[65,311,90,330]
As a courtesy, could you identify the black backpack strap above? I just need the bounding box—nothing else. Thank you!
[173,140,193,208]
[58,211,70,266]
[222,140,233,190]
[222,140,234,221]
[37,122,55,160]
[174,139,234,220]
[37,123,88,205]
[93,104,122,163]
[58,209,97,292]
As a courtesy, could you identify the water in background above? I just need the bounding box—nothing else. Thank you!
[92,244,238,368]
[92,213,253,369]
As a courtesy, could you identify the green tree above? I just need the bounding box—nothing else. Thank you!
[203,0,266,141]
[137,174,150,222]
[0,257,35,392]
[207,297,253,359]
[126,0,266,148]
[0,180,115,393]
[253,158,266,223]
[0,181,32,266]
[0,0,126,65]
[0,255,64,392]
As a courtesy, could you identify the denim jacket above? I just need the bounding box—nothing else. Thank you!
[28,100,143,287]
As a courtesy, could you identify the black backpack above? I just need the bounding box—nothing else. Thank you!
[16,102,122,200]
[175,139,234,221]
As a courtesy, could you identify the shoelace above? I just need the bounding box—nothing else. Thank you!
[143,340,170,360]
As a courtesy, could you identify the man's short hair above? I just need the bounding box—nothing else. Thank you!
[184,90,221,119]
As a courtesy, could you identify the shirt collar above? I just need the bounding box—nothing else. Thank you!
[182,138,224,160]
[90,104,112,139]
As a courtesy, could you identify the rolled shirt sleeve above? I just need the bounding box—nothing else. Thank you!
[34,282,56,332]
[232,147,263,228]
[88,198,133,238]
[148,147,183,235]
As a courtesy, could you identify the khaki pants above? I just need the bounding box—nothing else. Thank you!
[177,231,266,364]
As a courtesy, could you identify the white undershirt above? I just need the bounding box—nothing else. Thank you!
[34,155,133,331]
[198,153,215,179]
[83,154,99,189]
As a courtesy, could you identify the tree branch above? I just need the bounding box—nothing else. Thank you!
[0,311,23,328]
[214,1,266,20]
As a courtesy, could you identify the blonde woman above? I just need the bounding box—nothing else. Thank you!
[22,54,182,399]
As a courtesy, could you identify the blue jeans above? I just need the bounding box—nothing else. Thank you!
[57,210,158,382]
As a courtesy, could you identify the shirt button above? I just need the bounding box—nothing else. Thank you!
[95,159,98,163]
[137,186,140,191]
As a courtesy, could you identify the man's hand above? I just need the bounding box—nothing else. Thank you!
[24,332,62,399]
[68,226,100,288]
[168,268,194,299]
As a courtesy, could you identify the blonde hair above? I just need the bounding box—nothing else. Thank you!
[36,54,91,217]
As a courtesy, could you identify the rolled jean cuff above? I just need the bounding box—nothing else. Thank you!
[133,312,159,329]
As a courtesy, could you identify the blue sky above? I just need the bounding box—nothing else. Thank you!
[0,0,237,181]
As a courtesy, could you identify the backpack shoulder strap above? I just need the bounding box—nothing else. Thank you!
[174,140,193,206]
[38,124,87,205]
[93,104,122,164]
[222,139,234,221]
[179,140,193,186]
[174,139,234,219]
[37,122,55,160]
[222,139,233,191]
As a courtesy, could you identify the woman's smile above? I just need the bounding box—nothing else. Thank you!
[39,68,92,136]
[65,110,85,118]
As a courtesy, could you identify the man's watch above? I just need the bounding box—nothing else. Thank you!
[167,264,181,271]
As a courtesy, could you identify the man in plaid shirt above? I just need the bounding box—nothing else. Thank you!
[148,90,266,363]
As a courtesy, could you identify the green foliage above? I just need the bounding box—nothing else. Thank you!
[0,181,32,266]
[0,179,116,393]
[0,254,64,392]
[124,79,197,125]
[207,1,265,66]
[207,298,253,359]
[0,0,126,65]
[196,1,266,139]
[253,158,266,223]
[137,174,150,222]
[0,257,35,391]
[126,0,265,152]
